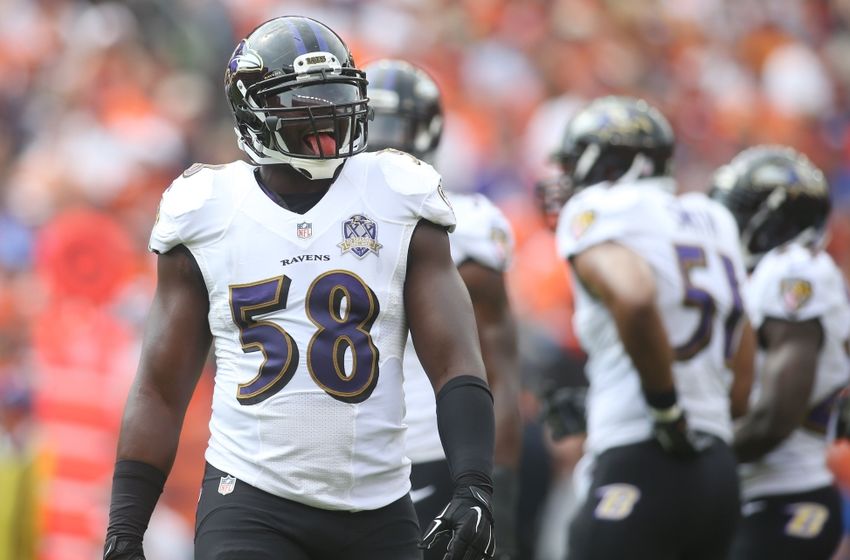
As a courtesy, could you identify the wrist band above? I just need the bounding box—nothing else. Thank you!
[643,387,677,410]
[105,460,167,541]
[649,403,682,422]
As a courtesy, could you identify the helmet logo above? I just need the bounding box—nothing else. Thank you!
[597,108,654,139]
[227,40,264,75]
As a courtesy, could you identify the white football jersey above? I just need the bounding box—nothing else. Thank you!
[149,150,455,511]
[556,179,746,456]
[739,243,850,499]
[402,193,514,464]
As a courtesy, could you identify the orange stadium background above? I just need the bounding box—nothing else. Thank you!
[1,1,850,559]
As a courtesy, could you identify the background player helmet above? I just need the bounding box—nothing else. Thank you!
[552,96,674,190]
[362,59,443,162]
[224,16,369,180]
[534,175,573,231]
[709,145,831,268]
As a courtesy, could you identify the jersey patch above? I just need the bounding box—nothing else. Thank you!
[781,278,813,313]
[153,201,162,228]
[339,214,383,258]
[490,226,510,262]
[571,210,596,239]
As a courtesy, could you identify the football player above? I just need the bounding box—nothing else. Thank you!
[103,17,497,560]
[711,146,850,560]
[363,59,522,559]
[552,96,754,559]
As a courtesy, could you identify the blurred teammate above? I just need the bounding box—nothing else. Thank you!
[552,96,753,559]
[103,17,497,560]
[711,145,849,560]
[364,58,521,560]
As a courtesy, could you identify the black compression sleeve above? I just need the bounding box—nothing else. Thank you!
[106,460,167,541]
[436,375,495,493]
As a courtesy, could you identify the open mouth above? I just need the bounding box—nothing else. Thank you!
[302,128,338,156]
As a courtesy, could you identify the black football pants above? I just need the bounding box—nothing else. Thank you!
[410,459,454,560]
[567,438,740,560]
[729,485,842,560]
[195,463,422,560]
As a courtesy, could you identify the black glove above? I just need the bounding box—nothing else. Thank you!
[420,485,496,560]
[540,386,587,440]
[650,404,714,460]
[103,535,145,560]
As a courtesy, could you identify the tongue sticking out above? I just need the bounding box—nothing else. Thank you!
[304,132,337,156]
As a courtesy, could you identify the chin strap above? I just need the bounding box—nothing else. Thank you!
[236,128,345,180]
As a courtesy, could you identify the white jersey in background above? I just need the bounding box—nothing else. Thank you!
[149,151,455,511]
[402,193,514,464]
[556,180,747,456]
[740,243,850,499]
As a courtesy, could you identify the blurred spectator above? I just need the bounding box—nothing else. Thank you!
[0,376,41,560]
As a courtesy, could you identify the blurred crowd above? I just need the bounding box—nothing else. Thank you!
[2,0,850,558]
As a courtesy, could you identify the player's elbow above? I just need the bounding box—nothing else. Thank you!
[608,285,657,326]
[734,409,794,462]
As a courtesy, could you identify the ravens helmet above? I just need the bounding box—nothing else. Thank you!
[710,145,831,268]
[224,16,370,179]
[552,96,674,190]
[362,59,443,162]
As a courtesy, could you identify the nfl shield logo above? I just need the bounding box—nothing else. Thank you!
[338,214,383,258]
[218,475,236,496]
[296,222,312,239]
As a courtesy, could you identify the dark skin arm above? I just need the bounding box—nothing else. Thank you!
[571,242,675,396]
[405,221,488,393]
[729,319,756,419]
[733,317,823,463]
[458,261,521,468]
[115,245,212,473]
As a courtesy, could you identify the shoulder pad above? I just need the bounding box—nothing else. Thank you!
[365,150,455,230]
[555,184,663,259]
[747,245,844,324]
[149,161,251,253]
[373,148,442,195]
[449,193,514,270]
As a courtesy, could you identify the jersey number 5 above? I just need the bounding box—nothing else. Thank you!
[229,270,380,405]
[674,245,743,361]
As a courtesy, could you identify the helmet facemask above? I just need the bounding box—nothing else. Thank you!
[535,175,574,231]
[738,186,829,269]
[227,43,370,180]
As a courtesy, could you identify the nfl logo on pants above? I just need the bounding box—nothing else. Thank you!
[218,475,236,496]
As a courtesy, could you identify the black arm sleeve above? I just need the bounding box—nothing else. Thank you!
[105,460,167,541]
[436,375,495,492]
